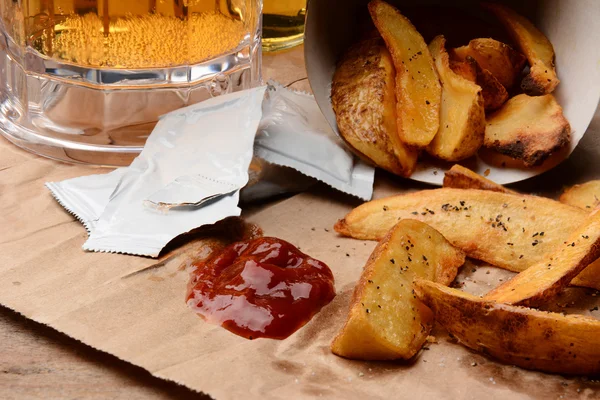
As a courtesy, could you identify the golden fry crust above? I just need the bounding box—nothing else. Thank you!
[483,3,559,95]
[332,37,418,177]
[334,188,600,289]
[449,58,477,83]
[452,38,526,89]
[414,280,600,375]
[369,0,441,148]
[427,36,485,161]
[484,94,570,167]
[331,220,464,360]
[449,56,509,111]
[442,164,516,193]
[559,181,600,211]
[475,64,509,111]
[485,209,600,307]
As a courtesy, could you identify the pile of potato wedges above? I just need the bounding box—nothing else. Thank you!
[332,0,570,176]
[331,165,600,376]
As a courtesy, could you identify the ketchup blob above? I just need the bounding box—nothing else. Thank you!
[186,237,336,340]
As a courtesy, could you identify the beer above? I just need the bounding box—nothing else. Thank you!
[262,0,306,52]
[4,0,250,68]
[0,0,261,166]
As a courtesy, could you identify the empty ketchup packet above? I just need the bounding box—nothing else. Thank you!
[257,81,374,201]
[45,83,374,257]
[48,87,267,257]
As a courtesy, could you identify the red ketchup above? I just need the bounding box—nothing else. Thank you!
[186,237,336,340]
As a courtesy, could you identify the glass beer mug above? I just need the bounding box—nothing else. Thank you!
[0,0,262,166]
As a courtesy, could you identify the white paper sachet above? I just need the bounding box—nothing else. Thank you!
[82,86,267,256]
[45,159,309,233]
[45,83,373,258]
[256,81,375,201]
[46,168,127,233]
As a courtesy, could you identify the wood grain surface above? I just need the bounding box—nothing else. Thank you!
[0,307,207,400]
[0,45,308,400]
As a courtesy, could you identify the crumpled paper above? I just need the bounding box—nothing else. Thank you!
[1,131,600,399]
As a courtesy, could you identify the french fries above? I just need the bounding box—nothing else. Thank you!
[326,0,591,381]
[331,37,418,177]
[442,164,516,193]
[333,179,600,374]
[369,0,441,148]
[474,64,510,111]
[485,209,600,306]
[330,1,569,174]
[559,181,600,211]
[331,220,464,360]
[334,188,600,290]
[449,56,509,111]
[452,38,526,89]
[444,167,600,291]
[426,36,485,161]
[449,58,477,82]
[414,279,600,375]
[484,3,559,95]
[484,94,570,167]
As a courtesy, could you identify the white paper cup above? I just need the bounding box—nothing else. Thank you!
[305,0,600,185]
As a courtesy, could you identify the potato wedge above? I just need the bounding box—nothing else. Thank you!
[369,0,441,148]
[332,37,418,177]
[560,181,600,211]
[484,94,570,167]
[485,209,600,306]
[443,164,516,194]
[483,3,559,95]
[331,220,465,360]
[475,64,509,111]
[449,56,508,111]
[452,38,525,89]
[449,58,477,82]
[334,188,600,289]
[443,169,600,290]
[414,279,600,375]
[427,36,485,161]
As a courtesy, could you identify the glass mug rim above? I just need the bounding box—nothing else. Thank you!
[0,0,263,166]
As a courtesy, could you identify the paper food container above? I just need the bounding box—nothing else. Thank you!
[305,0,600,185]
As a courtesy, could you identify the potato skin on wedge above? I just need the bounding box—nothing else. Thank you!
[560,181,600,211]
[333,188,600,290]
[414,280,600,375]
[332,37,418,177]
[473,63,509,111]
[486,208,600,307]
[449,58,477,82]
[443,164,516,194]
[449,55,508,111]
[484,94,570,167]
[427,36,485,161]
[369,0,441,149]
[331,220,465,360]
[444,170,600,291]
[483,3,559,95]
[452,38,525,90]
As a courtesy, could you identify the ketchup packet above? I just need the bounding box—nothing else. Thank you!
[45,83,374,257]
[257,82,374,201]
[48,87,267,256]
[46,168,127,233]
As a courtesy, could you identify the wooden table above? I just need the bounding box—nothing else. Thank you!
[0,46,309,400]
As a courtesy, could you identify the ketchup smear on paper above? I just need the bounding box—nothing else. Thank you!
[186,237,336,340]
